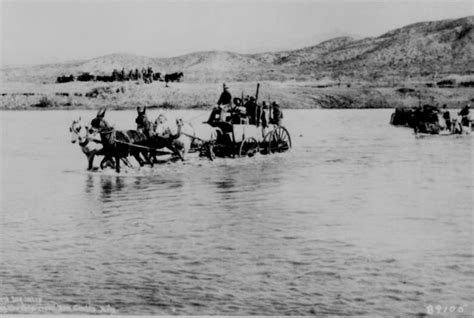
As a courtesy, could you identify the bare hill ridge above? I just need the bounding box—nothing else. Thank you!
[1,16,472,83]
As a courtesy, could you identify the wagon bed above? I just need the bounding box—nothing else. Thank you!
[205,121,291,159]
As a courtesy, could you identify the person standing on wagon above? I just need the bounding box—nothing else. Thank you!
[217,83,232,107]
[208,83,232,123]
[441,104,451,131]
[458,104,470,126]
[270,101,283,126]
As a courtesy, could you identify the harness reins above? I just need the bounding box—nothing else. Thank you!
[94,118,211,152]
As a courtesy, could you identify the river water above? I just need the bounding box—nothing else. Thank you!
[0,109,472,315]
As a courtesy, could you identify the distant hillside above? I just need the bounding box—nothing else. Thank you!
[289,16,474,79]
[1,16,473,83]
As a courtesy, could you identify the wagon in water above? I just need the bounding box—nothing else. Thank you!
[199,83,292,160]
[203,122,291,160]
[70,84,291,172]
[390,104,473,135]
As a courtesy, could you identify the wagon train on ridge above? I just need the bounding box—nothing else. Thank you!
[69,83,292,172]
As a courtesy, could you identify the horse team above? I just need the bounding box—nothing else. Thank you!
[58,68,183,85]
[70,107,220,173]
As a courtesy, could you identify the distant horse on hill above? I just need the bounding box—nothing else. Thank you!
[164,72,183,83]
[57,75,75,83]
[77,72,96,82]
[153,72,162,81]
[95,75,114,82]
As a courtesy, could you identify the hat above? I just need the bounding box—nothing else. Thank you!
[233,97,242,106]
[223,83,229,89]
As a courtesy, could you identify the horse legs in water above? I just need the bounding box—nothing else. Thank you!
[173,137,189,161]
[87,153,95,170]
[175,145,185,161]
[149,150,158,164]
[131,149,152,168]
[86,150,106,170]
[100,155,114,169]
[115,155,121,173]
[143,150,154,167]
[98,156,132,170]
[122,157,132,168]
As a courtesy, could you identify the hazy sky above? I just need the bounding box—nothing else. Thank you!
[1,0,473,66]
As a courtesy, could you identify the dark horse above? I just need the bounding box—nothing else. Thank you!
[90,107,151,173]
[57,74,75,83]
[164,72,183,83]
[136,106,160,162]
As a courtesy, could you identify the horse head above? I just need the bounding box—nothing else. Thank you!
[137,106,146,116]
[69,117,87,143]
[136,108,154,137]
[135,106,148,128]
[154,114,167,126]
[154,114,172,136]
[90,107,111,132]
[69,118,80,143]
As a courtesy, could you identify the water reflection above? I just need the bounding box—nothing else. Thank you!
[84,174,94,194]
[100,175,125,200]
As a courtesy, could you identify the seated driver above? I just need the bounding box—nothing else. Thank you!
[207,83,232,123]
[228,97,246,124]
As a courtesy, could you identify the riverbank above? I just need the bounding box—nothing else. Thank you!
[1,81,473,110]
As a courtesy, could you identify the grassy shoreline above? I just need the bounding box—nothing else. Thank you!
[1,81,473,110]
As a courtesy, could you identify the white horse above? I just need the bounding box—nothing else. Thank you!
[69,117,107,170]
[177,120,221,146]
[151,114,191,160]
[153,114,221,160]
[70,117,125,170]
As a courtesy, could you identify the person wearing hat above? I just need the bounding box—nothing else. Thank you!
[458,104,471,131]
[442,104,451,131]
[261,101,269,128]
[229,97,246,124]
[458,104,470,127]
[245,96,258,125]
[270,101,283,126]
[217,83,232,107]
[208,84,232,123]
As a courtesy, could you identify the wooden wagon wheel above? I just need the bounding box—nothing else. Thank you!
[260,130,273,155]
[266,126,292,153]
[239,137,259,157]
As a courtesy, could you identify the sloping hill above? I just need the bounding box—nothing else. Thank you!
[1,16,472,83]
[252,36,357,66]
[154,51,277,81]
[289,16,474,77]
